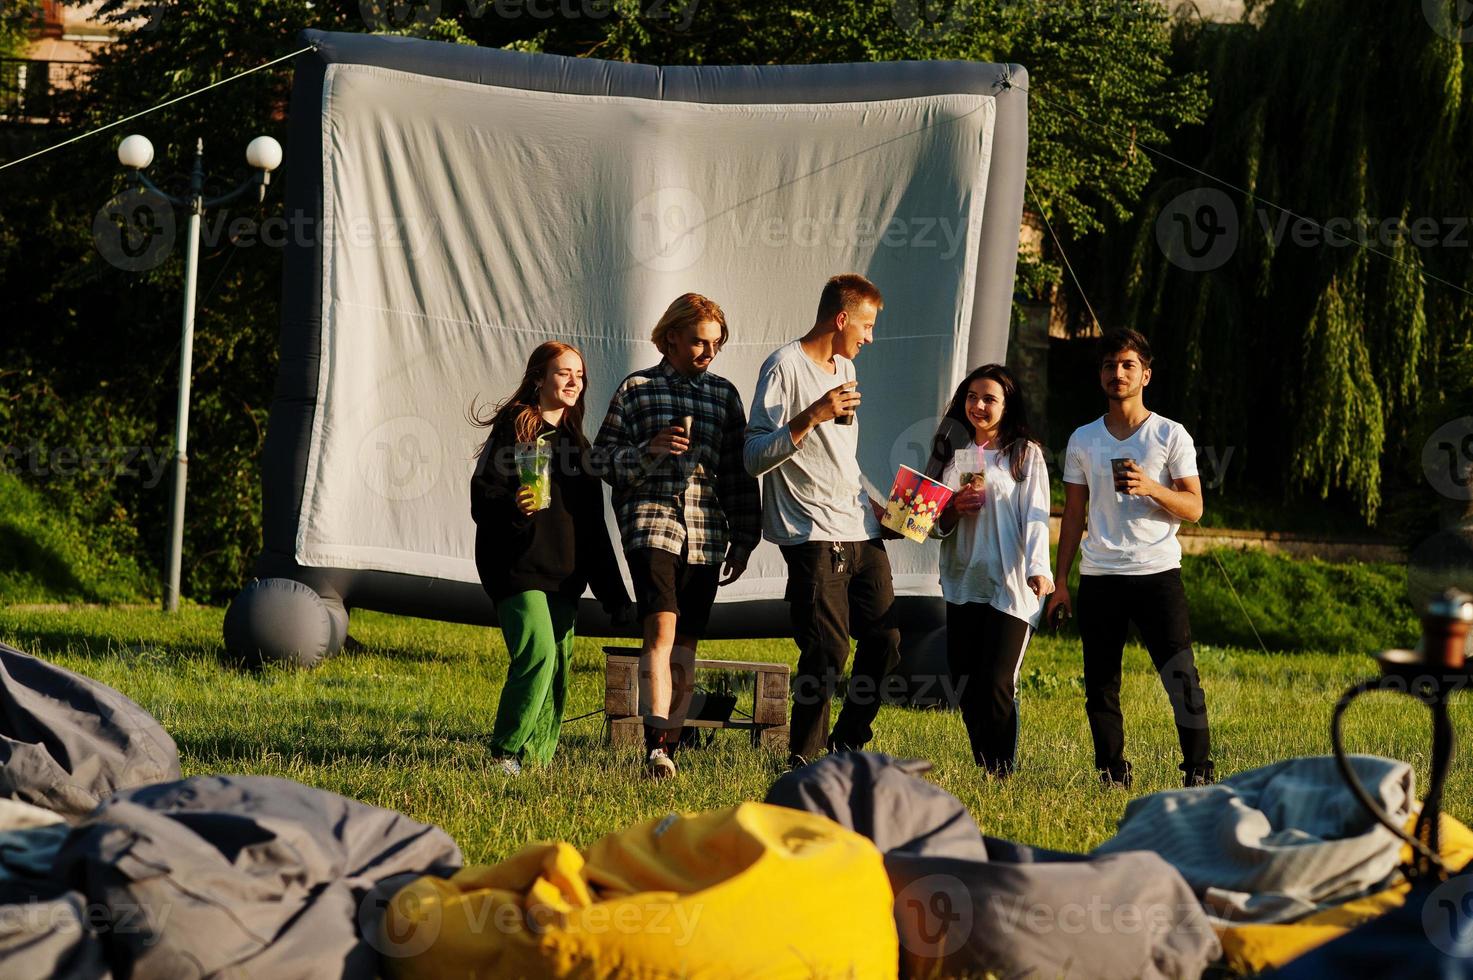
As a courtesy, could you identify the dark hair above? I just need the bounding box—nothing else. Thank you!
[470,341,589,457]
[926,364,1038,483]
[1097,328,1153,367]
[815,273,884,323]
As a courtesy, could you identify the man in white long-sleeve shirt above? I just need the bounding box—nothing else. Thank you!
[744,274,901,765]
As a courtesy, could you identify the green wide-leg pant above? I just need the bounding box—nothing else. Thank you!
[490,591,576,764]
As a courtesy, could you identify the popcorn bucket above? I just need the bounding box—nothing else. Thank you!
[882,465,955,542]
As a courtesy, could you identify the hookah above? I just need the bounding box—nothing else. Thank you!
[1330,589,1473,881]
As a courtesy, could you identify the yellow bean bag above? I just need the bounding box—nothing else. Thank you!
[1216,812,1473,974]
[380,801,898,979]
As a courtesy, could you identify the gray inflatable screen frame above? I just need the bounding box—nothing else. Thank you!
[238,28,1028,663]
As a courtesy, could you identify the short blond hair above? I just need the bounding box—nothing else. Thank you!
[651,293,729,354]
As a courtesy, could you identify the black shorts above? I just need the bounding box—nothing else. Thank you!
[626,548,720,638]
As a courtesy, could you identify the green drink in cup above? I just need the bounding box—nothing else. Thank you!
[514,440,553,511]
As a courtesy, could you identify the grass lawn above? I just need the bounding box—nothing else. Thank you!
[1,571,1465,866]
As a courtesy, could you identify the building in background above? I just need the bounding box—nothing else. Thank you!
[1162,0,1248,22]
[3,1,120,122]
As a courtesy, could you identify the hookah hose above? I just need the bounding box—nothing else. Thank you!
[1330,678,1450,878]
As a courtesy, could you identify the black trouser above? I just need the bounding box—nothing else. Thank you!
[1077,569,1212,776]
[780,539,902,760]
[946,602,1031,775]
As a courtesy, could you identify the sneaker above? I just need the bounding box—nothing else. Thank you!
[645,747,677,780]
[492,755,522,776]
[1098,761,1133,789]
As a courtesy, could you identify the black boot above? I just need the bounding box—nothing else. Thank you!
[1098,760,1133,789]
[1183,761,1216,788]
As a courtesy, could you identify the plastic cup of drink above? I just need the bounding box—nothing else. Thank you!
[514,442,553,511]
[956,446,986,505]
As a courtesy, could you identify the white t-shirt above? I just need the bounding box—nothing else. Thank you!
[1062,413,1199,575]
[743,340,881,545]
[934,441,1053,627]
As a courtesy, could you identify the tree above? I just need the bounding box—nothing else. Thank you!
[1102,0,1472,526]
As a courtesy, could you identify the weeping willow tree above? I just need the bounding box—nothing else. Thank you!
[1117,0,1473,526]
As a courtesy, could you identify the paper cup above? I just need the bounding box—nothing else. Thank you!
[882,465,955,542]
[1111,457,1135,494]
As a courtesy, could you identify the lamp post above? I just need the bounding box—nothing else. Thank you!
[116,134,283,612]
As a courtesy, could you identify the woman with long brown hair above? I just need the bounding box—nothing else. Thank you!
[927,363,1053,777]
[470,341,631,774]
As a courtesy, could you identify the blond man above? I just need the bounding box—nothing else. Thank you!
[595,293,761,778]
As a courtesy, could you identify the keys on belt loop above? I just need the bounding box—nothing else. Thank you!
[830,541,848,575]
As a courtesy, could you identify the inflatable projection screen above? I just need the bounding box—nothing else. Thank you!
[228,28,1028,666]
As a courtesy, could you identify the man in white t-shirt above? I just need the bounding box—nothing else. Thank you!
[744,273,901,766]
[1044,328,1213,789]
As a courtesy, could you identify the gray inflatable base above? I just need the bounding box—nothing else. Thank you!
[223,578,348,669]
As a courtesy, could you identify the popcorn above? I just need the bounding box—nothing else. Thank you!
[882,464,957,543]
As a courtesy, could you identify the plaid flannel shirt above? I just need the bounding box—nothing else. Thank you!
[593,359,761,566]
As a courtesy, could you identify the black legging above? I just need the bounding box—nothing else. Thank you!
[945,601,1032,775]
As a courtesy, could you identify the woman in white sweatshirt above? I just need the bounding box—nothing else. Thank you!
[928,364,1053,777]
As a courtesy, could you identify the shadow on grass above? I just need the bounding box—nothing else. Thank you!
[339,639,487,666]
[173,711,632,770]
[0,621,220,663]
[0,525,92,602]
[175,717,491,768]
[0,616,491,671]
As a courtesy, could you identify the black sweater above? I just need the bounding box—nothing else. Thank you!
[470,419,629,609]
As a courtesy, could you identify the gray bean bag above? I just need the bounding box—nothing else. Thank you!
[0,883,111,979]
[1094,755,1412,924]
[0,642,180,819]
[767,752,1220,979]
[48,774,463,979]
[0,822,107,979]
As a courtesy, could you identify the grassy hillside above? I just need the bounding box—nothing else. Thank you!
[0,469,150,603]
[1181,549,1417,654]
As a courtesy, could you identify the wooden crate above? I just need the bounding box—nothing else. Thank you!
[603,646,789,751]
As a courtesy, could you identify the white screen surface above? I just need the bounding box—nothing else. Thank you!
[298,62,997,599]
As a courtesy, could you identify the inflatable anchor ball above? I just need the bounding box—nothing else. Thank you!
[223,578,348,669]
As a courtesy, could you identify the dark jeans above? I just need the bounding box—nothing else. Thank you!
[780,539,902,759]
[946,602,1031,775]
[1077,569,1212,776]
